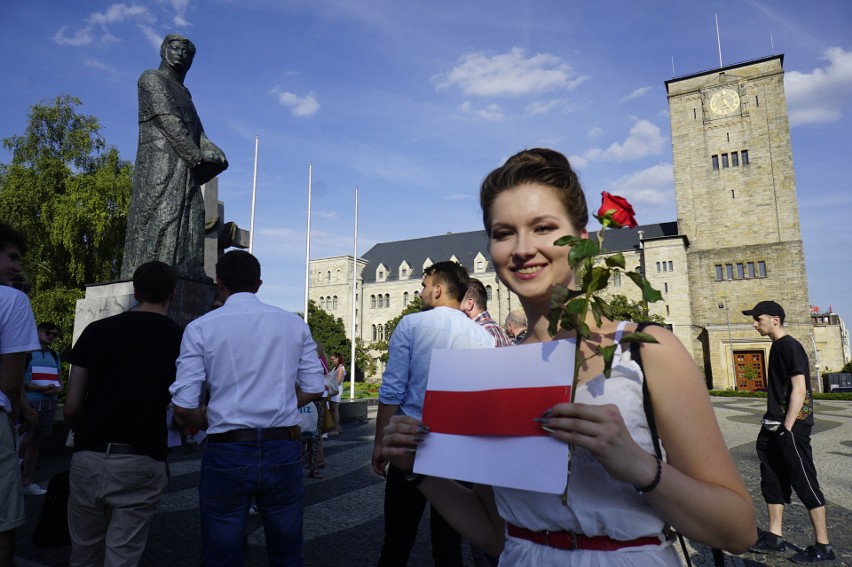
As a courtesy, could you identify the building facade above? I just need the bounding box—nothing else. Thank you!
[309,54,847,389]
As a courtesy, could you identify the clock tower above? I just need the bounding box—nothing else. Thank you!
[665,55,814,390]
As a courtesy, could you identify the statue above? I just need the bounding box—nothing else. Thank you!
[120,34,228,281]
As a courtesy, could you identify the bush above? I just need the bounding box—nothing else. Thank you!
[340,381,380,399]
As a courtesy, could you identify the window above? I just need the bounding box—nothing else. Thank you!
[378,325,384,341]
[747,262,755,278]
[726,264,734,280]
[613,271,621,287]
[332,296,338,310]
[741,150,749,165]
[372,325,377,341]
[712,155,719,170]
[320,297,325,309]
[666,305,670,316]
[664,282,668,293]
[731,151,739,167]
[715,265,723,281]
[656,261,661,272]
[668,261,673,271]
[385,294,390,308]
[336,269,341,281]
[404,291,409,306]
[737,263,745,279]
[370,295,376,308]
[377,295,384,308]
[721,153,729,168]
[486,285,493,301]
[755,95,759,108]
[476,259,483,272]
[758,261,766,277]
[401,268,407,277]
[414,290,420,298]
[378,270,384,280]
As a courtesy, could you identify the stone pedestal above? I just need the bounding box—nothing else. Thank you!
[73,277,217,343]
[338,399,369,423]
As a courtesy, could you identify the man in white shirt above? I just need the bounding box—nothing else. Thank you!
[171,250,325,567]
[0,222,40,564]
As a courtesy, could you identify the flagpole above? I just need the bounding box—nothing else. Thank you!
[249,135,259,254]
[715,13,723,68]
[350,186,359,399]
[303,162,312,324]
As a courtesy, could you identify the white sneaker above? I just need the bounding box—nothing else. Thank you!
[22,483,47,496]
[248,504,259,516]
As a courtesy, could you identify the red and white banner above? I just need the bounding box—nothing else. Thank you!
[415,339,574,493]
[30,365,62,391]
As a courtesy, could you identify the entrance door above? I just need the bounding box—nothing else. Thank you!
[735,351,765,391]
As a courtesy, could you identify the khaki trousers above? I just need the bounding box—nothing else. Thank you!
[68,450,168,567]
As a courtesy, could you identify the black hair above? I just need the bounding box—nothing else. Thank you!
[0,222,27,255]
[464,278,489,310]
[216,250,261,293]
[423,261,470,303]
[133,261,177,303]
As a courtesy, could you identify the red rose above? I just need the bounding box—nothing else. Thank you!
[597,191,637,228]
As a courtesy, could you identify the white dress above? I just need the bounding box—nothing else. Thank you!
[492,322,680,566]
[331,365,345,403]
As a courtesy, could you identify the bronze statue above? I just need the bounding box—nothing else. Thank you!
[121,34,228,281]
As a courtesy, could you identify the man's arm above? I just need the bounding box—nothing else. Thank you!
[173,405,208,430]
[784,373,807,431]
[296,386,323,408]
[372,402,399,477]
[63,365,89,423]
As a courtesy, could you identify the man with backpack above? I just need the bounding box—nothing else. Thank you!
[19,322,63,495]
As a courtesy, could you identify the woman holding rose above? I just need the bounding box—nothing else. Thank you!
[381,148,756,565]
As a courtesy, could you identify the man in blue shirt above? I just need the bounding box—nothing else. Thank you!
[19,322,62,495]
[372,261,493,566]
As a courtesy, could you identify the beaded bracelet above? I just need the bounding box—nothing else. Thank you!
[634,454,662,494]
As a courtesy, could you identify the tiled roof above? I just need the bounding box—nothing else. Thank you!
[359,222,680,282]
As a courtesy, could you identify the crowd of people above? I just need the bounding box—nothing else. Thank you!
[0,147,839,566]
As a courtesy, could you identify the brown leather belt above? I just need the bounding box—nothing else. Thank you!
[507,523,667,551]
[83,443,149,457]
[207,425,301,443]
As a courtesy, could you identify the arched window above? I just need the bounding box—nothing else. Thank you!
[378,295,384,308]
[336,269,341,281]
[414,290,420,298]
[403,291,409,306]
[385,323,391,339]
[486,285,493,301]
[378,325,384,341]
[327,271,331,282]
[371,295,376,308]
[372,325,377,341]
[385,293,390,308]
[320,297,325,310]
[332,296,338,310]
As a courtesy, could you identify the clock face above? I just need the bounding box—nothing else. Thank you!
[710,89,740,115]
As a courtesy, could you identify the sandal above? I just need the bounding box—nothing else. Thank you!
[308,470,323,479]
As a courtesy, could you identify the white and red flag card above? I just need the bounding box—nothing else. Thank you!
[415,339,574,493]
[30,365,62,392]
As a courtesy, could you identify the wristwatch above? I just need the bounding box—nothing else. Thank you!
[402,470,425,486]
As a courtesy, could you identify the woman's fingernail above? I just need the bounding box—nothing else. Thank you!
[533,417,550,424]
[416,423,431,434]
[539,408,553,418]
[413,435,428,443]
[541,425,557,436]
[404,448,417,454]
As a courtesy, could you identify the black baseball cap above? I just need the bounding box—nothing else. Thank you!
[743,301,785,321]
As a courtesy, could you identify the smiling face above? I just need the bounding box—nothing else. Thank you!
[0,244,23,286]
[488,183,587,310]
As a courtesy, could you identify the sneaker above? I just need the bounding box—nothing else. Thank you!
[248,504,259,517]
[790,544,836,563]
[22,483,47,496]
[749,532,786,554]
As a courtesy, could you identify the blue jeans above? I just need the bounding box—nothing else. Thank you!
[200,438,303,567]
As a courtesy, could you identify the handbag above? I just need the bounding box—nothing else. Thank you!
[325,371,340,397]
[321,402,336,433]
[298,403,318,435]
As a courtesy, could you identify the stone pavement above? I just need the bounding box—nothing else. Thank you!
[13,398,852,566]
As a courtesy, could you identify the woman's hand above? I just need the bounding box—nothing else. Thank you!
[381,415,430,472]
[538,402,657,488]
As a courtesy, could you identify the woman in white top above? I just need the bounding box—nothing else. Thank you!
[381,148,756,565]
[328,352,346,434]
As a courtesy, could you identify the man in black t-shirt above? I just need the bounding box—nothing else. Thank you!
[743,301,835,563]
[64,261,183,566]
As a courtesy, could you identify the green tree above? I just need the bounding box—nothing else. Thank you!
[0,96,132,357]
[841,361,852,374]
[370,295,423,364]
[606,294,667,325]
[304,300,377,381]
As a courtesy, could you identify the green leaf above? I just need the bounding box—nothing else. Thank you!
[584,266,610,295]
[619,331,660,345]
[604,252,625,269]
[589,298,604,328]
[597,344,618,378]
[554,234,585,248]
[567,239,599,268]
[625,271,663,303]
[592,296,615,321]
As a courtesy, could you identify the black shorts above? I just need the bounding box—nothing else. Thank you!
[755,422,825,510]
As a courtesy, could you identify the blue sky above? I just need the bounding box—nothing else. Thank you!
[1,1,851,320]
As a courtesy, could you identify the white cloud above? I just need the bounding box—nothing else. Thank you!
[622,86,653,102]
[82,58,119,74]
[785,47,852,126]
[139,25,164,50]
[53,26,95,46]
[433,47,587,97]
[578,120,665,163]
[607,163,674,206]
[170,0,191,27]
[272,88,320,117]
[525,99,562,115]
[87,3,153,26]
[459,101,505,122]
[52,2,185,49]
[587,126,604,139]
